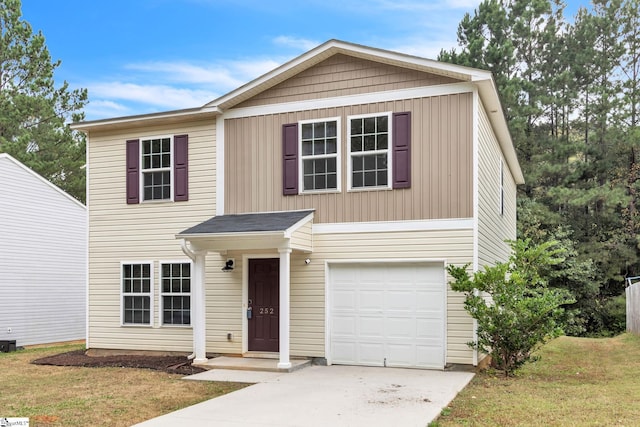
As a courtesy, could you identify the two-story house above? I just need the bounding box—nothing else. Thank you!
[72,40,523,370]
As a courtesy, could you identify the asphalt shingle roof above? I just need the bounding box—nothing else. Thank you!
[179,210,314,235]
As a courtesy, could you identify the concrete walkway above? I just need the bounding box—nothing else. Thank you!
[134,365,474,427]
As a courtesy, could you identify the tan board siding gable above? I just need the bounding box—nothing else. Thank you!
[235,54,461,109]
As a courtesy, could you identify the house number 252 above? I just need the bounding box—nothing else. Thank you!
[259,307,274,314]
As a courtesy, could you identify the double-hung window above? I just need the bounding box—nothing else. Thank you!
[300,118,340,192]
[348,113,391,189]
[126,134,188,204]
[122,262,153,325]
[141,137,172,201]
[160,262,191,326]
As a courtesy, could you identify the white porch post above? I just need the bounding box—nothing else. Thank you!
[192,251,208,363]
[278,248,292,369]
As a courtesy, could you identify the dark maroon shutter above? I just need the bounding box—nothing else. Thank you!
[392,112,411,189]
[174,134,189,201]
[126,139,140,204]
[282,123,298,195]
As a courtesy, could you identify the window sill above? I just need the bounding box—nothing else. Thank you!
[347,186,393,193]
[300,189,342,195]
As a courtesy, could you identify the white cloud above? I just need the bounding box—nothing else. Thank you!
[273,36,320,51]
[83,100,131,119]
[89,82,217,110]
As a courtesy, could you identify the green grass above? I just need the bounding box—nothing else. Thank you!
[433,333,640,426]
[0,344,247,426]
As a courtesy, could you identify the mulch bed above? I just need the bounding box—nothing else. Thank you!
[32,350,207,375]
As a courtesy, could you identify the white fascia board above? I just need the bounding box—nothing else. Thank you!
[476,80,524,184]
[70,106,221,132]
[177,230,285,241]
[313,218,474,234]
[284,211,315,238]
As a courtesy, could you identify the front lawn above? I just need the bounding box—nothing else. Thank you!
[0,343,246,426]
[434,333,640,426]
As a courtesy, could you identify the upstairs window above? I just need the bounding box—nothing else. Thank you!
[282,111,410,195]
[142,137,171,201]
[126,134,189,204]
[300,118,340,192]
[348,113,391,189]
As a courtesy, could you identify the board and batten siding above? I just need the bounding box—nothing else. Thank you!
[87,119,216,352]
[477,102,518,268]
[234,54,459,109]
[0,154,86,346]
[225,93,474,223]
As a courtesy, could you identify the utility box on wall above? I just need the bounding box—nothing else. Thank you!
[0,340,16,352]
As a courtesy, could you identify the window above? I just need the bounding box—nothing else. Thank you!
[282,112,410,195]
[300,119,340,192]
[142,137,172,201]
[348,113,391,189]
[122,262,153,325]
[126,134,188,204]
[160,262,191,326]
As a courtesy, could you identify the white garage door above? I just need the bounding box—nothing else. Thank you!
[329,262,445,369]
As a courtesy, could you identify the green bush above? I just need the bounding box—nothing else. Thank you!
[447,239,575,376]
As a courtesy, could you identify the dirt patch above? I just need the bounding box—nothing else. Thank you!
[31,349,207,375]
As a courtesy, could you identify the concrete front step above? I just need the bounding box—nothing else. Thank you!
[194,356,311,373]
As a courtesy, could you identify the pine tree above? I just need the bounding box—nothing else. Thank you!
[0,0,88,201]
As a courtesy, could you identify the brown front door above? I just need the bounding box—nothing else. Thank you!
[248,258,279,352]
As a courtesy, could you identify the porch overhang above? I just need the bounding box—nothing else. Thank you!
[176,209,315,253]
[176,209,314,369]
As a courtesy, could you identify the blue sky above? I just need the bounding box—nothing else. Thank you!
[22,0,588,121]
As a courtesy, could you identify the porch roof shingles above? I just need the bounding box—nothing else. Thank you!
[179,209,315,235]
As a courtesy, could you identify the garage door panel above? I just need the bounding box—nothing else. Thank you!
[358,342,385,365]
[387,291,414,310]
[417,319,444,338]
[359,290,385,310]
[332,289,356,309]
[329,263,445,369]
[359,316,384,337]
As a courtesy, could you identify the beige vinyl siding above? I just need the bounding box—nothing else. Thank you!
[477,103,518,268]
[290,220,313,252]
[236,55,459,108]
[226,93,473,223]
[87,119,216,352]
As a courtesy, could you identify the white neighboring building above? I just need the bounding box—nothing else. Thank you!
[0,153,86,346]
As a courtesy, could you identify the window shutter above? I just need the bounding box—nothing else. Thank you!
[126,139,140,204]
[174,134,189,201]
[282,123,299,195]
[392,112,411,189]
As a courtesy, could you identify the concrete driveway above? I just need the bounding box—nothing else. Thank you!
[134,365,474,427]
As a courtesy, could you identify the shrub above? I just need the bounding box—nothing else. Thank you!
[447,239,575,376]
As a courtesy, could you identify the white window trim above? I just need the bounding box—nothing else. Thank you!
[140,134,174,203]
[159,259,193,327]
[120,261,154,327]
[347,112,393,191]
[298,117,342,194]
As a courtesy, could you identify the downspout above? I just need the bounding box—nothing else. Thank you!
[181,240,197,360]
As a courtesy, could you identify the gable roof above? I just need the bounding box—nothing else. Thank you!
[71,39,523,183]
[0,153,86,209]
[179,209,315,237]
